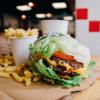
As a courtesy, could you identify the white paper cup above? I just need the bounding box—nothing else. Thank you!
[10,36,37,66]
[41,20,69,35]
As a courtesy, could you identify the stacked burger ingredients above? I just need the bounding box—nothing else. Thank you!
[44,51,84,79]
[29,33,96,87]
[0,33,95,87]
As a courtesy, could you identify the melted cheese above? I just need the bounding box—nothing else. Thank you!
[74,68,86,74]
[58,60,71,70]
[45,58,86,75]
[45,58,57,66]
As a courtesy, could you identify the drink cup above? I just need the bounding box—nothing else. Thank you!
[10,36,37,66]
[41,20,69,35]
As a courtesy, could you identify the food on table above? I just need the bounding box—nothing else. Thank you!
[29,33,96,87]
[0,55,42,86]
[0,54,15,67]
[4,28,39,38]
[12,65,42,86]
[0,33,96,87]
[0,55,16,78]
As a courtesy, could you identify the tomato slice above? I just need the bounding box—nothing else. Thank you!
[53,51,74,60]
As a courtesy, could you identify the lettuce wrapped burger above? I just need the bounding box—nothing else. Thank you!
[29,33,95,87]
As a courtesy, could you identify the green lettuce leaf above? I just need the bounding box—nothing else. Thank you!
[29,37,95,87]
[34,60,96,87]
[29,36,63,58]
[28,35,96,87]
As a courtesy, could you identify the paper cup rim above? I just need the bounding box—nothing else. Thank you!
[41,20,69,23]
[9,36,38,39]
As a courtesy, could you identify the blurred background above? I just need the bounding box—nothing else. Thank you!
[0,0,100,55]
[0,0,75,37]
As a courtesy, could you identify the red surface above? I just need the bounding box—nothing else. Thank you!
[89,21,100,32]
[76,8,88,20]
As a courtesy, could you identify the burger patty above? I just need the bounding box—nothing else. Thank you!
[50,56,84,78]
[53,66,77,77]
[50,56,83,69]
[43,56,84,79]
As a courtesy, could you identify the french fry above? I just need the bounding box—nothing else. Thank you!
[11,72,24,82]
[0,67,5,72]
[0,54,43,86]
[3,63,8,67]
[4,66,16,72]
[4,28,38,38]
[33,76,42,82]
[0,72,10,78]
[23,77,32,86]
[24,70,33,78]
[0,55,14,67]
[5,61,13,65]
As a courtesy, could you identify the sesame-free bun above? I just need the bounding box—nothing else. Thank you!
[56,34,91,66]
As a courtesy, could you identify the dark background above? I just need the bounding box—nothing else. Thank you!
[0,0,75,32]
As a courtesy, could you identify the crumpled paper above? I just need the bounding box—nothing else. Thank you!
[0,77,95,100]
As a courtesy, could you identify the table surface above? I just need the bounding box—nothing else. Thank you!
[0,36,100,100]
[0,54,100,100]
[72,55,100,100]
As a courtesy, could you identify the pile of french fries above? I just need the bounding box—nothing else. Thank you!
[0,55,42,86]
[4,28,39,38]
[0,55,16,78]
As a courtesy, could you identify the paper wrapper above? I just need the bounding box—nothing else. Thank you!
[0,77,96,100]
